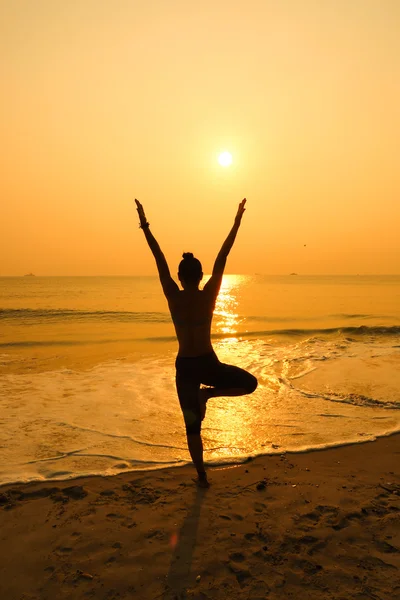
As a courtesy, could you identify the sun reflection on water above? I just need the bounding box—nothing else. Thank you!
[207,275,261,458]
[214,274,249,338]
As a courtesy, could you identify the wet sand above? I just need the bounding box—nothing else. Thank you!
[0,435,399,600]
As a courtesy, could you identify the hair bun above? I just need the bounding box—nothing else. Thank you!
[182,252,194,260]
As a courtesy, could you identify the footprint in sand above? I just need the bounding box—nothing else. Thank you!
[373,539,399,554]
[55,546,73,555]
[298,504,340,529]
[295,559,323,575]
[228,551,246,562]
[228,562,252,585]
[331,511,363,531]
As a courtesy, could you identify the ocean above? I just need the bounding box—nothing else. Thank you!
[0,275,399,486]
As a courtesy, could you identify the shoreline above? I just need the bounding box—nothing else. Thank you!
[2,429,400,490]
[1,433,399,599]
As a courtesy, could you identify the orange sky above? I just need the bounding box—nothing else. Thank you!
[1,0,399,276]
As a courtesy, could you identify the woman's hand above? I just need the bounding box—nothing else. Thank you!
[234,198,247,225]
[135,199,149,229]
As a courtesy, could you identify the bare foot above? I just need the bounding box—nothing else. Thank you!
[199,388,209,421]
[192,476,210,489]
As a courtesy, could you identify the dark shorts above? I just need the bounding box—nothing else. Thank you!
[175,350,258,435]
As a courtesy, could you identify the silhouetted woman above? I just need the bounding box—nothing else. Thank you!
[135,198,257,487]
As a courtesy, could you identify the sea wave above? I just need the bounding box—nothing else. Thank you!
[1,325,400,348]
[150,325,400,341]
[246,313,394,322]
[242,325,400,337]
[1,307,400,332]
[0,308,170,323]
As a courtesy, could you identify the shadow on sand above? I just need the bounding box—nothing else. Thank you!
[163,485,207,598]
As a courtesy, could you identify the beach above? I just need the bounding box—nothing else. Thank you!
[1,434,399,599]
[1,275,399,598]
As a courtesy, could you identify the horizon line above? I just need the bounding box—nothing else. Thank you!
[1,273,400,278]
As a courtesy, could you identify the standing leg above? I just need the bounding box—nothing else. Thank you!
[175,377,210,487]
[186,434,209,487]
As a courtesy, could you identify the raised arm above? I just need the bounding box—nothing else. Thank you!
[204,198,247,297]
[135,199,179,298]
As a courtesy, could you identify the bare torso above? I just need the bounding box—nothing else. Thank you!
[167,287,216,357]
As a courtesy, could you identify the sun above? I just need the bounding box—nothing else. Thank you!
[218,151,232,167]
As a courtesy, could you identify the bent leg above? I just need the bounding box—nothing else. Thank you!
[202,361,258,399]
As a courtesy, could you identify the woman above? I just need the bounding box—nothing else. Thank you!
[135,198,257,487]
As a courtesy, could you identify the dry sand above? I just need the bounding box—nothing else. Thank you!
[0,435,399,600]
